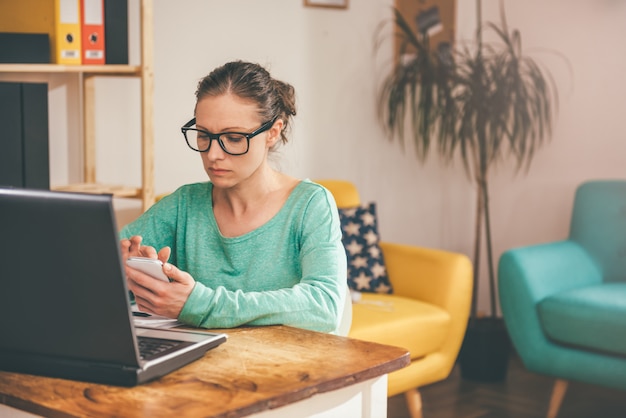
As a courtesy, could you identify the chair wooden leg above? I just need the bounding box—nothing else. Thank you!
[404,388,423,418]
[546,379,568,418]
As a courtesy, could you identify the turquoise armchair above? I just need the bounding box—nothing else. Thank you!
[498,180,626,418]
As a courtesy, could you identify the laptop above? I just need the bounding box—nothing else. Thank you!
[0,187,227,386]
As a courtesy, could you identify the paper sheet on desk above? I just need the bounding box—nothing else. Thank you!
[131,305,182,329]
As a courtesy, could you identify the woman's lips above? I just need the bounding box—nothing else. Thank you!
[209,167,229,176]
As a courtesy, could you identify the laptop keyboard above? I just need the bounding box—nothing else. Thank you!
[137,336,185,360]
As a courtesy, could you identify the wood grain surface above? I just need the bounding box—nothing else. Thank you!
[0,326,409,418]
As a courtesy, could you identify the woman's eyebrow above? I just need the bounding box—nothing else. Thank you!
[196,123,254,133]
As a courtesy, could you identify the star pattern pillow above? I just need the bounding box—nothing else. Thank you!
[338,202,393,294]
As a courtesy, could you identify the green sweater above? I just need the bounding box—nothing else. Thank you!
[120,180,347,333]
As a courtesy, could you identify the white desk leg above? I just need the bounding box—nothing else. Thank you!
[362,374,388,418]
[0,404,41,418]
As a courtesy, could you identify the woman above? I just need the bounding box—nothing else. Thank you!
[120,61,347,334]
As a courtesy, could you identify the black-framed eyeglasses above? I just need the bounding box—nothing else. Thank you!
[181,117,277,155]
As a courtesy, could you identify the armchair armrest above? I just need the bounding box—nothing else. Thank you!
[498,240,602,366]
[380,241,473,312]
[499,240,602,305]
[380,242,473,376]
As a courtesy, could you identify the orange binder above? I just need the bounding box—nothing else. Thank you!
[80,0,105,65]
[55,0,82,64]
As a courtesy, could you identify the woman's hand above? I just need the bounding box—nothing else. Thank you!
[127,261,196,319]
[121,236,195,318]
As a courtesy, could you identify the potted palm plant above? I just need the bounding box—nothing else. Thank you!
[376,1,559,381]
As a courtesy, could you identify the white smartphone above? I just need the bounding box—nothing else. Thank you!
[126,257,170,282]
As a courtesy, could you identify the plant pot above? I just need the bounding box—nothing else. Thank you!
[459,316,511,382]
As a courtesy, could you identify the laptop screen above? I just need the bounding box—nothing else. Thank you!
[0,188,140,366]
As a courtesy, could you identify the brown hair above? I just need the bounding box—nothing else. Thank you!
[195,61,297,145]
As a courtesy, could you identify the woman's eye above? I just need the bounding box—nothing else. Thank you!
[223,134,245,143]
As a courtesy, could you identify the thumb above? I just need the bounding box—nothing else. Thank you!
[157,246,171,264]
[163,262,190,284]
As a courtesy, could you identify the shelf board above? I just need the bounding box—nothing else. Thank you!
[0,64,141,75]
[51,183,142,198]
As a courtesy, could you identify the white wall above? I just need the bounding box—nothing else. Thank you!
[23,0,626,315]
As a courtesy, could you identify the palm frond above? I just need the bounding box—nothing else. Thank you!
[377,4,560,185]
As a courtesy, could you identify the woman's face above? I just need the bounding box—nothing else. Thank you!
[194,94,280,188]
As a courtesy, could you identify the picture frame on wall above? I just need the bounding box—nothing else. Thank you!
[304,0,348,9]
[393,0,456,63]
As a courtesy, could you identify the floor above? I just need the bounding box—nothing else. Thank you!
[387,355,626,418]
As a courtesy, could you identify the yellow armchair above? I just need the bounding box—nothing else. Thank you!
[317,180,473,418]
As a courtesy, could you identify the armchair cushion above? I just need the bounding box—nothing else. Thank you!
[538,282,626,357]
[338,202,392,294]
[351,293,450,359]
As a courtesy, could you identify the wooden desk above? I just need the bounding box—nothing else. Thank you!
[0,326,409,418]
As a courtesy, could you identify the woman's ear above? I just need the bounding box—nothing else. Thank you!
[266,119,284,146]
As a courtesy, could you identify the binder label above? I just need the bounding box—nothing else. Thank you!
[60,0,79,23]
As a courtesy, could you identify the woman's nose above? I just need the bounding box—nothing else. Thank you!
[205,139,226,160]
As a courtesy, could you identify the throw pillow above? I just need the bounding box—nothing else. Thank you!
[338,202,393,294]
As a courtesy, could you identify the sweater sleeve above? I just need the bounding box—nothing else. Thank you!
[178,185,347,334]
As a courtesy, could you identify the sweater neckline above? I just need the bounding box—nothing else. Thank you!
[207,180,310,241]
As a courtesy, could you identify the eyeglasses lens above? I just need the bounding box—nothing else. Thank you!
[185,127,248,155]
